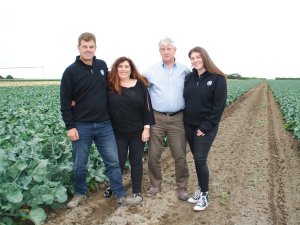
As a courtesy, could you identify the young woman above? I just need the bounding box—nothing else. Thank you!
[105,57,155,200]
[184,47,227,211]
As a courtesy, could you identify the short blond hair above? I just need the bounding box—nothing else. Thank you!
[78,32,96,46]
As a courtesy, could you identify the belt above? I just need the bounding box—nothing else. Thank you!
[155,110,183,116]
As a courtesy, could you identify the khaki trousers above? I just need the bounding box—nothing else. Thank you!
[148,111,189,188]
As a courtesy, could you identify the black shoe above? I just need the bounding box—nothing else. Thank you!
[103,187,112,198]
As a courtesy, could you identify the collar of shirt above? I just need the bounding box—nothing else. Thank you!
[161,58,177,68]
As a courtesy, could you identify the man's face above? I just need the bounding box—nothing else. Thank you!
[77,40,96,63]
[159,44,176,63]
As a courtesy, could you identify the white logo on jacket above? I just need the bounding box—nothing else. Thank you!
[207,81,213,86]
[100,70,105,75]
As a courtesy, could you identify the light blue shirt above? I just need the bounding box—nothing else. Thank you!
[143,60,189,112]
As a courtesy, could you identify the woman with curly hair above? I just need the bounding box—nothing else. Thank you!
[105,57,155,201]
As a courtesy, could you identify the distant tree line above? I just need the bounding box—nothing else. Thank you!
[227,73,264,80]
[0,75,14,79]
[227,73,242,79]
[275,77,300,80]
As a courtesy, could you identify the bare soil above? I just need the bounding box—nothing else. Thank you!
[42,81,300,225]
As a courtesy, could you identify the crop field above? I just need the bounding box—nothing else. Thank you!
[1,79,300,225]
[0,84,109,225]
[267,80,300,140]
[0,81,60,87]
[226,79,262,105]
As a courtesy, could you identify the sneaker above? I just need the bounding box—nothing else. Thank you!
[103,187,112,198]
[133,193,143,202]
[117,194,142,207]
[177,187,189,201]
[194,193,209,211]
[67,193,87,209]
[148,185,161,196]
[187,188,202,204]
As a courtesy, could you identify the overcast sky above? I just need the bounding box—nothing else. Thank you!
[0,0,299,79]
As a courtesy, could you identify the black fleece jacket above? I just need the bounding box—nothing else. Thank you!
[183,69,227,133]
[108,79,155,140]
[60,56,110,130]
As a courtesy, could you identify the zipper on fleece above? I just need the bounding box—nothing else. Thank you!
[76,56,95,75]
[84,64,94,75]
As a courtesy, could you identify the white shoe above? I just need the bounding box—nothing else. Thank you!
[194,193,209,211]
[187,188,202,204]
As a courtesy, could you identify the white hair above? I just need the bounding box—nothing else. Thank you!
[158,37,176,49]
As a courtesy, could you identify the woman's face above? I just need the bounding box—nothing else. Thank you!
[190,52,205,73]
[118,61,131,80]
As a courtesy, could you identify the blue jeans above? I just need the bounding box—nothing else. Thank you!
[72,120,127,199]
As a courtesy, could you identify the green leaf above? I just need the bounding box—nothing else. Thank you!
[53,183,67,203]
[16,161,28,171]
[48,202,66,209]
[0,201,12,211]
[0,150,7,172]
[93,167,107,183]
[28,185,44,206]
[18,174,33,190]
[23,207,47,225]
[42,194,54,205]
[0,217,13,225]
[7,164,19,179]
[32,160,49,183]
[6,186,23,203]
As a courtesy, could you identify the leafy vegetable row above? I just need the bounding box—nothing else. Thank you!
[267,80,300,141]
[0,85,108,224]
[226,79,263,105]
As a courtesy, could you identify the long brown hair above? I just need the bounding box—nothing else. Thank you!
[188,47,227,83]
[107,57,149,95]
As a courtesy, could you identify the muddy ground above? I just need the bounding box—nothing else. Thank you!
[42,81,300,225]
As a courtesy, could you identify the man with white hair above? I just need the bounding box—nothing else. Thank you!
[143,37,190,200]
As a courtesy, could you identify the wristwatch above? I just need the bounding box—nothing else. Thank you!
[144,125,150,129]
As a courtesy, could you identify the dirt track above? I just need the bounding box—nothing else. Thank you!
[44,81,300,225]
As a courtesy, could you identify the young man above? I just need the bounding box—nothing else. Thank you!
[143,37,190,200]
[60,32,142,208]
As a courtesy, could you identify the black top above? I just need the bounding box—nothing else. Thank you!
[60,56,110,130]
[108,79,155,140]
[183,69,227,133]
